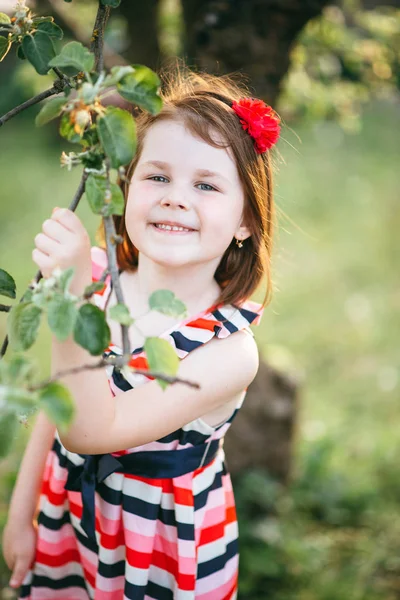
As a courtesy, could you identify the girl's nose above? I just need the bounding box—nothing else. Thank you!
[160,189,189,210]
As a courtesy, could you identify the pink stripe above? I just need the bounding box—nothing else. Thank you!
[94,573,125,594]
[48,470,68,492]
[39,523,74,544]
[122,510,159,536]
[124,529,155,553]
[153,533,196,574]
[37,534,77,556]
[98,499,122,531]
[76,540,98,578]
[31,586,90,599]
[200,504,226,530]
[196,554,238,597]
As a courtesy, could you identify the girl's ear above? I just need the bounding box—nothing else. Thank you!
[235,223,251,242]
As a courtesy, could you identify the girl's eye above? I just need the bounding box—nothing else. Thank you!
[148,175,169,182]
[197,183,217,192]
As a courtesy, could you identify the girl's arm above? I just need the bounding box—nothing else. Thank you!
[3,412,55,590]
[7,410,56,524]
[56,328,259,455]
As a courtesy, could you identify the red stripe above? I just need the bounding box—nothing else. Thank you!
[126,547,152,570]
[124,474,163,487]
[152,549,195,591]
[35,548,81,568]
[198,522,224,546]
[186,317,221,331]
[83,566,96,589]
[100,528,125,550]
[41,479,65,507]
[226,505,237,524]
[68,496,83,520]
[198,505,237,546]
[173,486,194,507]
[126,547,195,591]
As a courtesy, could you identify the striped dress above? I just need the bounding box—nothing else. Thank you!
[20,246,264,600]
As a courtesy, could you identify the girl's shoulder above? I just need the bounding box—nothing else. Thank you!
[89,244,265,349]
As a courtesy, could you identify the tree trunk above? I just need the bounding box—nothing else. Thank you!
[224,358,300,484]
[181,0,332,104]
[118,0,162,72]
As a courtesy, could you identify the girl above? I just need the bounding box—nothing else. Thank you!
[2,66,280,599]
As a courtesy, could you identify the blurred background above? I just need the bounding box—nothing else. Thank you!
[0,0,399,598]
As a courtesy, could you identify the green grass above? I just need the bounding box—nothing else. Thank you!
[254,99,399,481]
[0,98,399,598]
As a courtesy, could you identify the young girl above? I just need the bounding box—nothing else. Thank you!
[2,67,280,599]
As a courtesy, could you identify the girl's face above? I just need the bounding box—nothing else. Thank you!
[125,119,250,270]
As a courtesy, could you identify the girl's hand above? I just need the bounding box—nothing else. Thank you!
[32,207,92,297]
[2,519,37,589]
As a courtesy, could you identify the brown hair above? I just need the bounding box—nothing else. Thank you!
[96,64,277,308]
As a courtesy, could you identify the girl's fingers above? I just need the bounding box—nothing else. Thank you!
[42,218,72,245]
[34,232,61,256]
[32,248,56,278]
[9,555,30,588]
[51,207,87,237]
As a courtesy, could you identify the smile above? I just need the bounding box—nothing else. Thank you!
[152,223,196,234]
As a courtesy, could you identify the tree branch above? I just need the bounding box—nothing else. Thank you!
[0,79,65,128]
[28,359,200,393]
[42,0,128,69]
[90,3,111,73]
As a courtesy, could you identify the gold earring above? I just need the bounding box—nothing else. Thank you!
[235,238,243,248]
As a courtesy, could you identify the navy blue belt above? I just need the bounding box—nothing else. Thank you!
[64,439,220,541]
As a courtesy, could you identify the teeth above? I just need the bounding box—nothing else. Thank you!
[155,223,192,232]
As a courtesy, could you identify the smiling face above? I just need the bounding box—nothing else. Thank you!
[125,119,251,272]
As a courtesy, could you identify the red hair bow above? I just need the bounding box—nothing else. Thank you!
[231,97,281,153]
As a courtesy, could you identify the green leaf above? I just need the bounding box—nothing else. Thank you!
[0,412,18,458]
[97,107,137,169]
[59,113,83,143]
[35,96,66,126]
[38,381,74,432]
[144,337,179,390]
[149,290,187,319]
[47,294,79,341]
[0,268,16,299]
[48,41,94,74]
[0,354,34,386]
[73,303,110,355]
[85,174,125,217]
[117,65,162,115]
[101,0,121,6]
[7,302,42,352]
[79,82,97,104]
[104,65,135,87]
[83,281,106,296]
[0,13,11,25]
[81,124,99,147]
[22,288,33,303]
[0,384,37,411]
[22,31,56,75]
[0,35,11,62]
[80,149,104,171]
[109,303,134,327]
[16,44,25,59]
[32,17,55,24]
[58,267,75,293]
[37,21,64,41]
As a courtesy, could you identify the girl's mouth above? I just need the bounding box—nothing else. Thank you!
[151,223,197,234]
